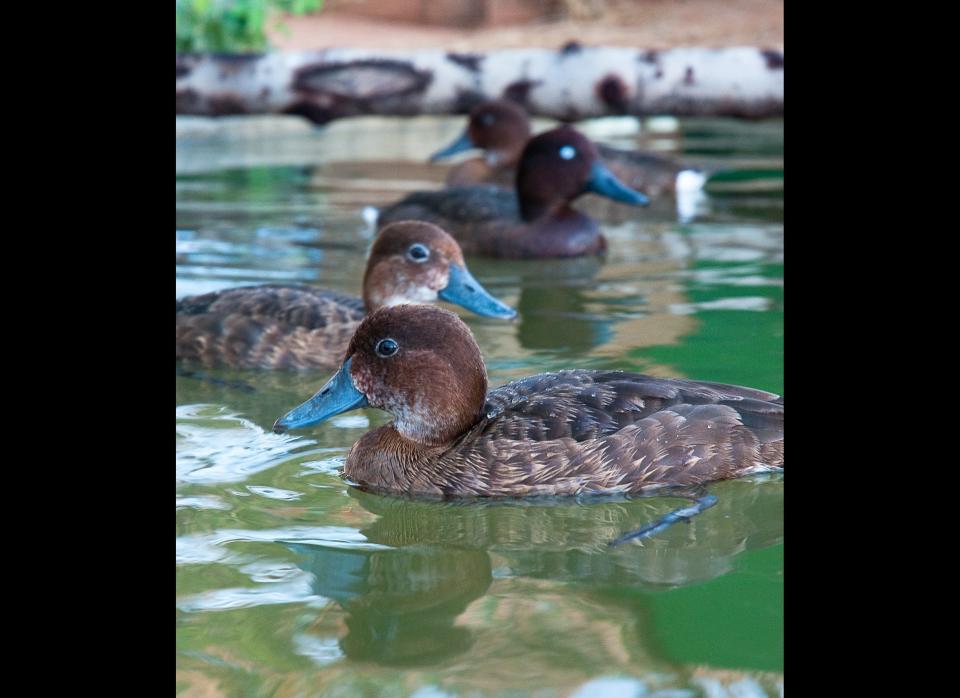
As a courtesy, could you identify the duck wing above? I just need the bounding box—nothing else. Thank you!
[482,370,779,440]
[441,370,782,496]
[377,185,518,228]
[176,285,365,370]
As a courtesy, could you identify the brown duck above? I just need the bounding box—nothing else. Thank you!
[380,126,651,259]
[273,305,783,498]
[430,99,707,197]
[176,221,515,370]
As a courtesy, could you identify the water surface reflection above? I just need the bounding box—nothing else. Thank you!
[291,476,782,668]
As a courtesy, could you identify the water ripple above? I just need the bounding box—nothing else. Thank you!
[177,574,329,612]
[177,525,389,566]
[176,404,314,485]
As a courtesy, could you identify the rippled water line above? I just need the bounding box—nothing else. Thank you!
[177,526,390,566]
[176,405,315,485]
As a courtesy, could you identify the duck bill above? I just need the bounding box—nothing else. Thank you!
[273,358,368,433]
[584,161,650,206]
[439,264,517,319]
[429,130,475,162]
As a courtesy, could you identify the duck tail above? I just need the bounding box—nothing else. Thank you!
[361,206,379,230]
[675,168,709,193]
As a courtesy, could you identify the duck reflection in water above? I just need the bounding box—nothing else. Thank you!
[290,476,781,666]
[290,543,491,666]
[510,256,613,355]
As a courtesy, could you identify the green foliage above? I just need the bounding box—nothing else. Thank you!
[176,0,323,53]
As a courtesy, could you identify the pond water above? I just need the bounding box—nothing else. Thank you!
[176,114,783,697]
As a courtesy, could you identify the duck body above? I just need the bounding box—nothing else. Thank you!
[345,369,783,498]
[382,126,649,259]
[377,185,605,258]
[176,222,516,370]
[274,305,784,499]
[176,285,366,370]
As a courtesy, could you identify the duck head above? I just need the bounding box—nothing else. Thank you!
[430,100,531,166]
[363,221,515,319]
[274,305,488,446]
[516,126,650,220]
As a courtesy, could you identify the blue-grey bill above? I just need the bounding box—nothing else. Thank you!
[429,130,476,162]
[439,264,517,319]
[273,358,368,433]
[584,161,650,206]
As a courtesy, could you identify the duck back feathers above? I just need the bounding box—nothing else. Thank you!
[421,370,783,497]
[176,285,365,370]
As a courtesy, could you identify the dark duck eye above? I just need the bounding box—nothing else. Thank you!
[481,113,496,127]
[375,338,399,358]
[407,243,430,263]
[559,145,577,160]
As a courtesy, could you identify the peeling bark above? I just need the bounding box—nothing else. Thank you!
[176,46,783,123]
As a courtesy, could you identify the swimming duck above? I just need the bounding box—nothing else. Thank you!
[176,221,516,370]
[379,126,650,259]
[274,305,784,498]
[430,99,706,197]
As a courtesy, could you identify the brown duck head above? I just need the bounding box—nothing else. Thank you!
[274,305,487,447]
[516,126,650,220]
[363,221,515,319]
[430,99,532,167]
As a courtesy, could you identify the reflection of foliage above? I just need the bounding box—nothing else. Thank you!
[176,0,323,53]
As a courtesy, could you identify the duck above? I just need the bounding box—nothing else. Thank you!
[176,221,516,370]
[429,99,707,197]
[273,304,784,499]
[378,126,650,259]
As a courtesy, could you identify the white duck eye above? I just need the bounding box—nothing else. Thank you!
[559,145,577,160]
[407,243,430,263]
[375,338,399,358]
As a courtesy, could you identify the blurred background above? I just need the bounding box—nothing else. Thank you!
[177,0,783,52]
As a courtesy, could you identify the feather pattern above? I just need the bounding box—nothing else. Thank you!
[176,285,365,370]
[346,370,783,498]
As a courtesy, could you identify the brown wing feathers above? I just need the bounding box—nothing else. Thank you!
[176,285,366,369]
[441,371,783,495]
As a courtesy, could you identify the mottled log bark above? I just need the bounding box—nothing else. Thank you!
[176,45,783,123]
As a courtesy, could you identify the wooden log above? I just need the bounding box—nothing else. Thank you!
[176,45,783,124]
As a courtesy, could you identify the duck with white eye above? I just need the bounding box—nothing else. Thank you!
[381,126,652,259]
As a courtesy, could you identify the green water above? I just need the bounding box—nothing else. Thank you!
[176,115,783,697]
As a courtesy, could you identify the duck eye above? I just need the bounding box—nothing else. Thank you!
[375,338,399,358]
[559,145,577,160]
[481,114,495,127]
[407,243,430,263]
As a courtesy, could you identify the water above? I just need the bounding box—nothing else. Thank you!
[176,115,783,697]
